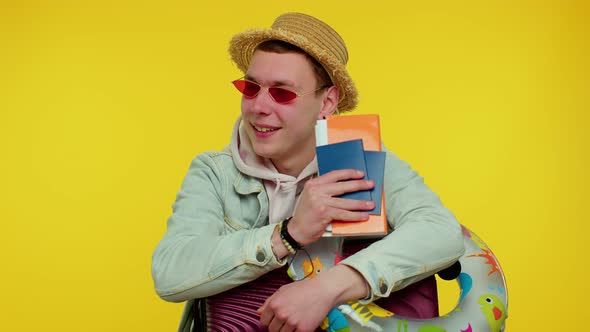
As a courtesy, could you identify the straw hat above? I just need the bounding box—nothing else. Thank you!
[228,12,358,112]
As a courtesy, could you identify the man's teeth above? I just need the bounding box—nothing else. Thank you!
[254,126,277,132]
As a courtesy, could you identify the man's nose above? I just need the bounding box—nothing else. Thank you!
[248,88,273,114]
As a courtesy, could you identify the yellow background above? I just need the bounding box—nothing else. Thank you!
[1,0,588,330]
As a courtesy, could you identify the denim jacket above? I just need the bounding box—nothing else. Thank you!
[151,145,465,330]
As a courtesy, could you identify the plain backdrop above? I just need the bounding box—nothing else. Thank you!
[1,0,588,330]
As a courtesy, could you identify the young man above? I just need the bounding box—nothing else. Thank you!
[152,13,464,332]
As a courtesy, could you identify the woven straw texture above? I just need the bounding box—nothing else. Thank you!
[229,13,358,112]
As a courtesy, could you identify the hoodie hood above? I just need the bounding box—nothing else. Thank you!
[230,116,318,224]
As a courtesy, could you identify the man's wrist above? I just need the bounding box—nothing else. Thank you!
[318,264,372,305]
[271,224,290,260]
[279,217,303,252]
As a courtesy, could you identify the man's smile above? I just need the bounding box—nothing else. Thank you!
[252,123,281,133]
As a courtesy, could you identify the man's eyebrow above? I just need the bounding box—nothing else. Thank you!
[244,74,297,87]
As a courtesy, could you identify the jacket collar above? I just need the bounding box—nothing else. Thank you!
[233,172,263,195]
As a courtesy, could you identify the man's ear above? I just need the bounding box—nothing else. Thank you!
[317,86,339,119]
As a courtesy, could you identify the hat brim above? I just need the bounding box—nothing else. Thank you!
[229,28,358,112]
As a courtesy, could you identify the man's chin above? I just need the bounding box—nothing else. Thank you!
[252,146,277,160]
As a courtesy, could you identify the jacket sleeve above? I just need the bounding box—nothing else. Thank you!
[151,152,286,303]
[339,146,465,303]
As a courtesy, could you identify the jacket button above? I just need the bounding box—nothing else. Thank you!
[379,278,388,294]
[256,251,266,262]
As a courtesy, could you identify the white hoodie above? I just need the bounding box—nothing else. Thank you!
[230,116,318,225]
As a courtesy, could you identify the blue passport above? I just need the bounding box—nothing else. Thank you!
[316,139,372,202]
[364,151,386,215]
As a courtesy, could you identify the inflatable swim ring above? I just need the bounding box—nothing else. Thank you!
[340,225,509,332]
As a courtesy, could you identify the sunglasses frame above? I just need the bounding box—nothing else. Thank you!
[232,77,329,104]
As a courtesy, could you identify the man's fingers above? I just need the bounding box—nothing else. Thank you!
[268,317,284,332]
[257,298,268,314]
[279,322,296,332]
[258,300,272,326]
[324,179,374,197]
[328,196,375,211]
[259,310,272,327]
[312,169,365,184]
[329,209,371,222]
[318,206,370,222]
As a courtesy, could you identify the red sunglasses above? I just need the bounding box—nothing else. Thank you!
[232,79,327,104]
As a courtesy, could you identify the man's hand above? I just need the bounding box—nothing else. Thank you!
[258,277,332,332]
[288,169,375,246]
[258,265,370,332]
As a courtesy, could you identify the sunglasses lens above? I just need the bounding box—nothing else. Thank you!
[268,88,297,103]
[232,80,260,98]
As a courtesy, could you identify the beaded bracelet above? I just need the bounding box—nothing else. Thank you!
[277,222,296,254]
[278,217,301,255]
